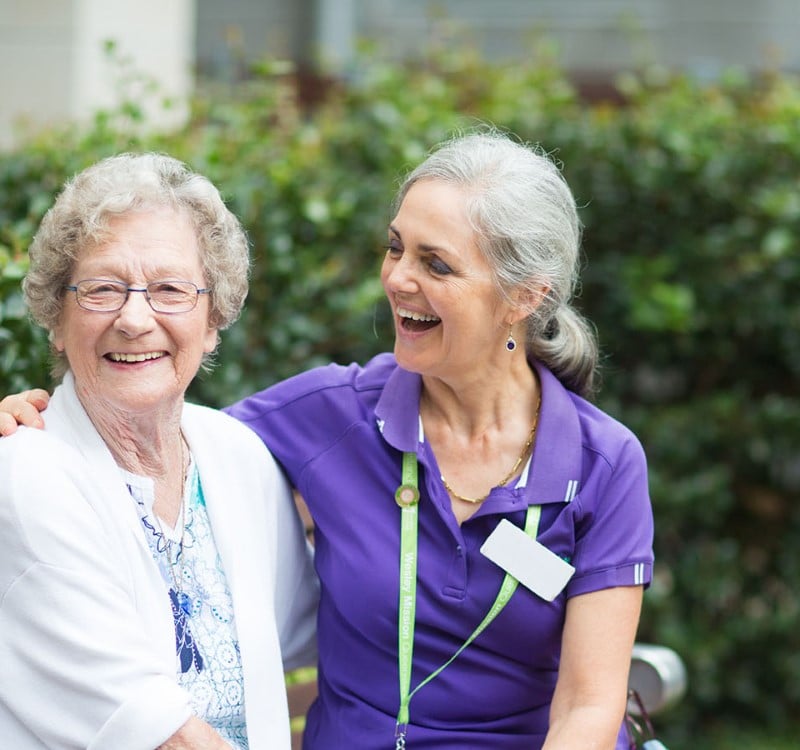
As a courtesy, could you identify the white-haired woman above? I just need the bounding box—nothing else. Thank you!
[0,153,317,749]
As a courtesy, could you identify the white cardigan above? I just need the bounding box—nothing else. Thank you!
[0,372,318,749]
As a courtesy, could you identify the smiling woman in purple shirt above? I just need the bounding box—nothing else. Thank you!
[227,131,653,749]
[1,130,653,749]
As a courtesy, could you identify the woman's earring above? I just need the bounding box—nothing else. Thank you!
[506,328,517,352]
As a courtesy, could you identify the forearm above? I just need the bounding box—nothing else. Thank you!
[158,716,232,749]
[543,587,642,750]
[542,703,624,750]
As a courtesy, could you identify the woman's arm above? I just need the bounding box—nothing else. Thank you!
[543,585,643,750]
[158,716,232,749]
[1,431,194,748]
[0,389,49,434]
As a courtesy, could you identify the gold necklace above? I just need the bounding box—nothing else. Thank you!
[440,394,542,505]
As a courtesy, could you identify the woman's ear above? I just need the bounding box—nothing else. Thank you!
[51,325,65,353]
[203,326,219,355]
[507,282,550,326]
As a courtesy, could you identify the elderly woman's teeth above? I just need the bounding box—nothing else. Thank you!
[108,352,165,362]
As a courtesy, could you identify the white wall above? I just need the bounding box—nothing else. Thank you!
[0,1,74,148]
[0,0,195,150]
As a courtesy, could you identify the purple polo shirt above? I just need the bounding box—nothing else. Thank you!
[226,353,653,749]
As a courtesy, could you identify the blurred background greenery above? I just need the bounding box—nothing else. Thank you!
[1,41,798,748]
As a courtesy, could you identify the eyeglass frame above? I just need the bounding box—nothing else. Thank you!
[64,278,212,314]
[625,689,660,748]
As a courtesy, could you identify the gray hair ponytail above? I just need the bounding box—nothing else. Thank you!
[395,130,598,397]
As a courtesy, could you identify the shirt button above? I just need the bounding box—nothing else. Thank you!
[456,545,463,555]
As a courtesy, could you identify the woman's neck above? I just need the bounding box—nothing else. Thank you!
[84,403,182,473]
[78,391,187,525]
[420,360,541,525]
[420,357,539,436]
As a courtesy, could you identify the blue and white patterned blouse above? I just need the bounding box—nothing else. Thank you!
[123,458,249,749]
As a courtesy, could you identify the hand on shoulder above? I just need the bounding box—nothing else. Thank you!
[0,389,50,435]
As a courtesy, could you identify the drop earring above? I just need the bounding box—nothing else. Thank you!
[506,328,517,352]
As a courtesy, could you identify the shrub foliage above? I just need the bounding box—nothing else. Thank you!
[1,47,798,740]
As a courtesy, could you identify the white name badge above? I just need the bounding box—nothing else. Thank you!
[480,519,575,602]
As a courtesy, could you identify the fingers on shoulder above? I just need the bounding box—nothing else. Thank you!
[0,411,20,436]
[27,389,51,410]
[0,392,45,430]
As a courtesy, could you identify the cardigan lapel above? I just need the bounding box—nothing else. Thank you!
[44,372,155,553]
[181,406,282,748]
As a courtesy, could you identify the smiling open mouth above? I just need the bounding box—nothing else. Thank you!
[398,307,441,332]
[107,352,166,363]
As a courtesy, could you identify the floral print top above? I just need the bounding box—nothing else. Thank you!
[124,459,249,749]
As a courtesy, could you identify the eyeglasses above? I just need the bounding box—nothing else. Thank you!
[65,279,211,313]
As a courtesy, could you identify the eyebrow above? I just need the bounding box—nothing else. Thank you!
[388,225,451,256]
[77,262,194,278]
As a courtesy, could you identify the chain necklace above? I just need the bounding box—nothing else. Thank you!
[163,498,186,594]
[155,434,189,593]
[440,393,542,504]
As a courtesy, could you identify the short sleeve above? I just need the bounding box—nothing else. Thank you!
[567,431,654,597]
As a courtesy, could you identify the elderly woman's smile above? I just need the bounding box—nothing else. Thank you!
[106,350,168,363]
[54,208,218,417]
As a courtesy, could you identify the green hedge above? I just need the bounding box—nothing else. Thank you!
[1,47,798,741]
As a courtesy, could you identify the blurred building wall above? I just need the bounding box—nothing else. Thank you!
[3,0,799,149]
[0,0,195,149]
[196,0,800,79]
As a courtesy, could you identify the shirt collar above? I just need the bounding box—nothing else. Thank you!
[527,361,584,505]
[374,363,422,452]
[374,358,584,506]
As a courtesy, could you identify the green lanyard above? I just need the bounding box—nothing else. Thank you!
[393,451,541,749]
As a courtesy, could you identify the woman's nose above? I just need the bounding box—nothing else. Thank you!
[382,255,419,294]
[113,289,157,334]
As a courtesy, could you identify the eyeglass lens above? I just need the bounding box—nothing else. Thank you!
[72,280,204,312]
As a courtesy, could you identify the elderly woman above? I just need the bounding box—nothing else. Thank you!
[2,132,653,749]
[0,154,317,749]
